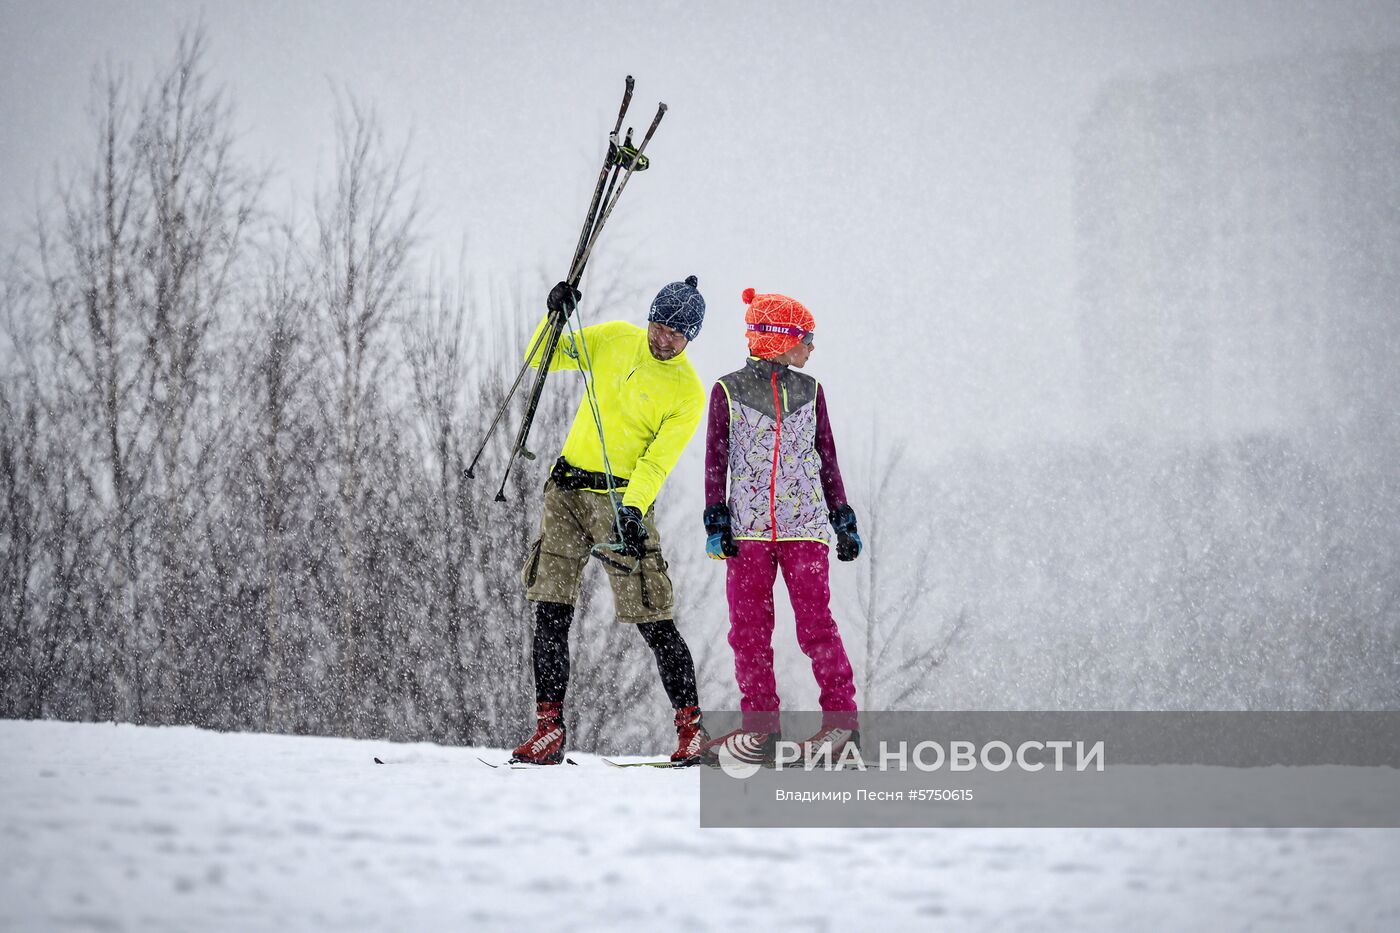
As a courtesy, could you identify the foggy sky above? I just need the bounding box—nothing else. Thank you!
[3,0,1398,455]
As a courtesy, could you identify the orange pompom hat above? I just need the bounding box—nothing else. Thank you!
[742,287,815,359]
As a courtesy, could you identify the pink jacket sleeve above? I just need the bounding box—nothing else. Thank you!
[705,382,730,506]
[815,384,848,509]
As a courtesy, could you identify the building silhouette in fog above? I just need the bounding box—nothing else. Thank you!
[1074,48,1400,456]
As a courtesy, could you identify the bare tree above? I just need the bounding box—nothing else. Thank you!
[220,228,321,729]
[131,29,260,720]
[453,272,576,743]
[855,425,969,710]
[5,243,104,720]
[404,270,475,737]
[0,381,36,706]
[23,30,260,724]
[311,96,418,734]
[36,59,153,720]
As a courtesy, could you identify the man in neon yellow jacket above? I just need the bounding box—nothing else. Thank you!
[511,275,709,765]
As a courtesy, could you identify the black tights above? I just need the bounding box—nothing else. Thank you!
[531,601,699,709]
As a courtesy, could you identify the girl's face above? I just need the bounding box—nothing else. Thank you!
[774,337,814,368]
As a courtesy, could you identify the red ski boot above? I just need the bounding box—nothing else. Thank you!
[671,706,709,764]
[510,702,567,765]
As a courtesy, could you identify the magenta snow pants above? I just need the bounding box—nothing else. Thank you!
[725,539,858,733]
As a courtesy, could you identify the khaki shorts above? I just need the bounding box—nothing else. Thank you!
[521,479,676,623]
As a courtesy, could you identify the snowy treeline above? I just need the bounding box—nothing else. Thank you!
[0,33,579,742]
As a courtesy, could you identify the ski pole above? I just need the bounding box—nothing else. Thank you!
[501,101,666,491]
[469,79,666,497]
[464,313,561,479]
[465,77,634,477]
[493,308,572,500]
[565,76,636,287]
[571,101,666,282]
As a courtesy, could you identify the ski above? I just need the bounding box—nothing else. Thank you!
[602,758,700,769]
[479,756,579,769]
[373,756,578,768]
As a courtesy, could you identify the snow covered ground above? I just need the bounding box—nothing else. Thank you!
[2,720,1398,932]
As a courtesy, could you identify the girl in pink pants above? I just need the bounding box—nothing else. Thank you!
[702,288,862,758]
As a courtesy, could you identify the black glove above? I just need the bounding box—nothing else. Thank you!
[829,504,862,562]
[617,505,649,559]
[703,503,740,559]
[547,280,581,317]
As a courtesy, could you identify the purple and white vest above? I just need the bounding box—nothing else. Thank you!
[717,358,829,542]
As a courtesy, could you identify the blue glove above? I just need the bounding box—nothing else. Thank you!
[829,505,862,562]
[703,503,739,560]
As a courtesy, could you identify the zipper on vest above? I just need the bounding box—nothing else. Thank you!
[770,371,781,542]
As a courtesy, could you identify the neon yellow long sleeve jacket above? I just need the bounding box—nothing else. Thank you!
[527,315,704,512]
